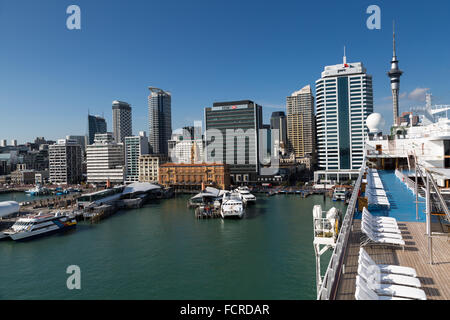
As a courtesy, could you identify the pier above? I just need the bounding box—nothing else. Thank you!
[195,206,221,219]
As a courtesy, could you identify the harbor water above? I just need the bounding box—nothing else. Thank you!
[0,193,346,299]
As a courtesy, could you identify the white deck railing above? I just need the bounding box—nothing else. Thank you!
[317,162,365,300]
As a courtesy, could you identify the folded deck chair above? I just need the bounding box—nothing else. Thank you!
[359,248,417,278]
[360,224,405,249]
[357,263,421,288]
[357,274,426,300]
[355,277,412,300]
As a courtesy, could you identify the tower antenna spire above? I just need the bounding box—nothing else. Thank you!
[343,45,347,64]
[393,20,396,57]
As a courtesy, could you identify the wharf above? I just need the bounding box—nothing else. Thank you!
[195,206,221,219]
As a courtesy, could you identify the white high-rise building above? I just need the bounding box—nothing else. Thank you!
[315,54,373,171]
[125,131,149,183]
[49,139,83,184]
[112,100,132,144]
[86,132,125,184]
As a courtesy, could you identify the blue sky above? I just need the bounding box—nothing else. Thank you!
[0,0,449,143]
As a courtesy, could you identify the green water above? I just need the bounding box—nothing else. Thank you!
[0,192,55,203]
[0,194,346,300]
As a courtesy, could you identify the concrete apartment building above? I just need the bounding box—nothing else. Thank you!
[86,133,125,185]
[125,131,149,183]
[112,100,132,144]
[49,139,83,184]
[286,85,316,160]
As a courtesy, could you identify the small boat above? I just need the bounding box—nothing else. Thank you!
[221,191,244,219]
[4,211,77,241]
[332,187,347,201]
[25,185,49,196]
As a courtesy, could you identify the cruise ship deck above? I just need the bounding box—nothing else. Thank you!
[318,169,450,300]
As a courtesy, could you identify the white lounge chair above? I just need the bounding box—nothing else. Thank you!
[358,264,421,288]
[361,224,405,249]
[361,219,402,236]
[358,248,417,277]
[363,215,399,229]
[355,277,413,300]
[363,207,397,224]
[361,223,404,240]
[357,273,426,300]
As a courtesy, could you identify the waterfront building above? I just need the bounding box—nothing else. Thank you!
[86,133,124,185]
[34,170,49,185]
[168,129,204,164]
[0,140,6,147]
[315,54,373,172]
[204,100,263,184]
[286,85,315,160]
[88,114,107,145]
[125,131,149,183]
[148,87,172,155]
[138,154,168,183]
[159,162,230,191]
[11,140,17,147]
[49,139,83,184]
[270,111,287,156]
[112,100,132,143]
[10,167,36,185]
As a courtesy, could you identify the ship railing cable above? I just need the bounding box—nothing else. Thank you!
[317,162,365,300]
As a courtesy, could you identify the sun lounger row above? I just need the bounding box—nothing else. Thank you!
[355,248,426,300]
[366,169,390,208]
[360,208,405,249]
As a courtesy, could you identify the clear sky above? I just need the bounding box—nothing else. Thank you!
[0,0,449,144]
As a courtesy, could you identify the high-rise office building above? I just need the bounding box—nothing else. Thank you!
[112,100,132,143]
[205,100,263,184]
[0,140,6,147]
[66,135,86,156]
[315,54,373,170]
[125,131,149,183]
[49,139,83,184]
[270,111,288,156]
[88,115,107,145]
[286,85,315,159]
[148,87,172,155]
[86,132,125,184]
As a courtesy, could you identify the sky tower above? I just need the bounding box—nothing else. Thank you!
[388,22,403,126]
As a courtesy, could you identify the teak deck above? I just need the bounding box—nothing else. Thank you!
[335,219,450,300]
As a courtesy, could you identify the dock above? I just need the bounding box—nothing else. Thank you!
[195,206,221,219]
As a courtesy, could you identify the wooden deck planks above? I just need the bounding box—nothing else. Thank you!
[335,219,450,300]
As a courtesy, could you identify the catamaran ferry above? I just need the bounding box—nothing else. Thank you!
[235,186,256,205]
[221,191,244,219]
[4,211,77,241]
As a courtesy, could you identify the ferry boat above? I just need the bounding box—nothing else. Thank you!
[235,186,256,205]
[4,211,77,241]
[221,192,244,219]
[332,187,347,201]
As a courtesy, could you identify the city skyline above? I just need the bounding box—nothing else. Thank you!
[1,1,450,144]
